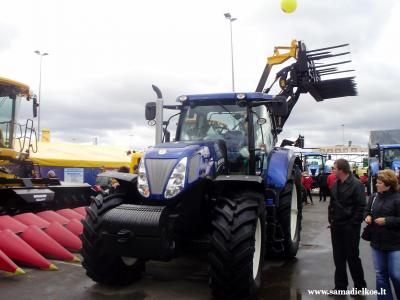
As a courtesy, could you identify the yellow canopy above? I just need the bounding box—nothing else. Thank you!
[30,142,131,169]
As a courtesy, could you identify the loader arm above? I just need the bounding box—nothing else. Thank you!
[256,40,357,132]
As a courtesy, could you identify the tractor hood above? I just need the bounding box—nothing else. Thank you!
[145,142,203,160]
[140,141,220,200]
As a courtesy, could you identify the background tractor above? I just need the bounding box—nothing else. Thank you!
[0,76,92,215]
[81,40,357,299]
[300,152,330,189]
[367,129,400,195]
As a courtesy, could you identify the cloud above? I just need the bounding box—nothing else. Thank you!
[2,0,400,151]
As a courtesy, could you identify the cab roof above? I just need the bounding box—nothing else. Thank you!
[177,92,273,104]
[0,76,31,98]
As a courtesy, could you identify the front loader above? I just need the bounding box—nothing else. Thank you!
[81,40,357,299]
[0,76,93,215]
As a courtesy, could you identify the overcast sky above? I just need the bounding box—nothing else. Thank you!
[1,0,399,150]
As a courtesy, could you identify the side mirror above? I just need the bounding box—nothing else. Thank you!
[145,102,156,120]
[271,96,288,117]
[328,154,332,160]
[33,97,38,118]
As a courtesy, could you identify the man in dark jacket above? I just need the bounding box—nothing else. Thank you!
[329,159,367,292]
[318,170,329,202]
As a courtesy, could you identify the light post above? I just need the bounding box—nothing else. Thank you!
[224,13,237,92]
[341,124,345,146]
[34,50,49,141]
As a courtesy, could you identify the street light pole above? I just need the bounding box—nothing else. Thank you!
[34,50,49,141]
[341,124,345,146]
[224,13,237,92]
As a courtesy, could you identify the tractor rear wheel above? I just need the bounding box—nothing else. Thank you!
[268,167,302,258]
[209,190,266,299]
[81,194,145,285]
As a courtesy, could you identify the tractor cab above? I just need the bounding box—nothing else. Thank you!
[147,92,284,176]
[0,77,37,162]
[382,147,400,170]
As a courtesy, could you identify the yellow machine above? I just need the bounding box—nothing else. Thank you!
[129,151,143,173]
[0,76,92,215]
[0,76,37,179]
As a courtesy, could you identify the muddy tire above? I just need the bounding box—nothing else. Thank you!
[209,191,266,299]
[81,194,145,285]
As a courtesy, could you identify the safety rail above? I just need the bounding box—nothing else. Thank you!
[0,120,38,154]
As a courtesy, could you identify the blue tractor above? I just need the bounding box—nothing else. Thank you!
[300,152,330,188]
[367,129,400,195]
[81,40,357,299]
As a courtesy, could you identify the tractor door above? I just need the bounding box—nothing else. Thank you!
[251,105,275,175]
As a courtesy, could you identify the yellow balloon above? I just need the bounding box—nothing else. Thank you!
[281,0,297,13]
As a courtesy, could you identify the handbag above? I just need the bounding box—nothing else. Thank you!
[361,224,372,241]
[361,194,377,241]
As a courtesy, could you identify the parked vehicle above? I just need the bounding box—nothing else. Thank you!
[81,40,357,298]
[0,76,92,215]
[367,129,400,195]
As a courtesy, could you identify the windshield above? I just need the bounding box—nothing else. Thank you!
[178,104,248,173]
[383,148,400,166]
[178,104,248,142]
[304,155,324,167]
[0,96,20,148]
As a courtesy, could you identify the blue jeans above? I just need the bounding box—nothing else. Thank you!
[371,247,400,300]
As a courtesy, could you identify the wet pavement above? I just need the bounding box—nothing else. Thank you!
[0,198,379,300]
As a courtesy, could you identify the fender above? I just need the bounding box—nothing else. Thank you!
[97,171,137,184]
[97,171,138,192]
[265,148,299,190]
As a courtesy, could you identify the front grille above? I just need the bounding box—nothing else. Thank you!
[146,159,177,195]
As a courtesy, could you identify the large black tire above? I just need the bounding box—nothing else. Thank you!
[81,194,145,285]
[268,167,303,258]
[209,191,266,300]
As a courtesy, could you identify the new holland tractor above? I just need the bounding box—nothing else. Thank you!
[0,76,92,215]
[300,152,330,188]
[367,129,400,195]
[81,40,357,299]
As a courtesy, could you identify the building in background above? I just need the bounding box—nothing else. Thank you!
[318,145,367,154]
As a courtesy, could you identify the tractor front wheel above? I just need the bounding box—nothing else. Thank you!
[209,190,266,299]
[81,194,145,285]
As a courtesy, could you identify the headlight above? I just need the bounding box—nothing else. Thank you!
[137,159,150,197]
[164,157,187,199]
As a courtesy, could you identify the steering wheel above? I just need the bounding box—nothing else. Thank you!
[209,121,228,135]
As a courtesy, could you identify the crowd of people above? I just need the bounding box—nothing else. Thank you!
[300,167,368,206]
[301,159,400,299]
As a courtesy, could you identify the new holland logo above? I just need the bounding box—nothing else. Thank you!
[158,149,167,155]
